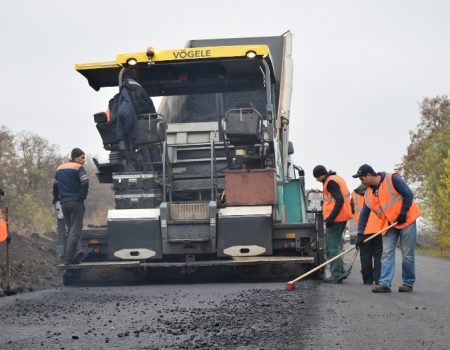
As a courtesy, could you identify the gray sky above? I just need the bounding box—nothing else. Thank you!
[1,0,449,190]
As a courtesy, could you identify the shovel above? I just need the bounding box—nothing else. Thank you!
[286,222,397,291]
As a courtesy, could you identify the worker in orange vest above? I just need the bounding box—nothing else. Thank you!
[313,165,353,283]
[351,184,385,285]
[0,186,8,244]
[0,186,9,296]
[352,164,420,293]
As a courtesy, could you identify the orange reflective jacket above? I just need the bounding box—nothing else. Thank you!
[352,191,386,235]
[0,218,7,243]
[364,173,420,230]
[323,175,352,222]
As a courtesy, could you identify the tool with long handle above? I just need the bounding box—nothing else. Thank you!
[286,222,397,291]
[347,249,359,273]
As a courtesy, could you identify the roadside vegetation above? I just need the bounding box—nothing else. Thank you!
[401,95,450,255]
[0,126,114,235]
[416,246,450,260]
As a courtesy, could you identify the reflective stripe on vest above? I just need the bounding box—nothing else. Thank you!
[380,176,403,211]
[364,191,382,217]
[323,193,351,202]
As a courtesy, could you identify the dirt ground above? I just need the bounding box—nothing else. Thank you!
[0,231,62,294]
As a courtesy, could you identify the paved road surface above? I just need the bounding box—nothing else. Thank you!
[1,248,449,349]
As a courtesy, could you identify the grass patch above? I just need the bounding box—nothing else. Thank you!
[417,246,450,260]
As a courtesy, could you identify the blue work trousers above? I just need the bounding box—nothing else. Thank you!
[379,221,416,288]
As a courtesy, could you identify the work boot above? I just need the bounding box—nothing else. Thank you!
[336,270,351,283]
[372,284,391,293]
[398,284,413,292]
[323,270,350,284]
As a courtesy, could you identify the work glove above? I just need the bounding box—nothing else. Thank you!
[325,218,334,228]
[395,213,407,225]
[55,201,64,220]
[355,234,365,248]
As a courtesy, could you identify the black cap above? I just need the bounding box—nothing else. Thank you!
[352,164,376,178]
[313,165,328,178]
[71,147,85,160]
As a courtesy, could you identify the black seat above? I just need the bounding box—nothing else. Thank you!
[135,113,167,145]
[223,103,263,145]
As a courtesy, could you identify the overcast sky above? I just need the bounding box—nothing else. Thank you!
[1,0,449,190]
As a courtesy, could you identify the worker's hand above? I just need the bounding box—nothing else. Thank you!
[355,234,365,248]
[325,218,334,228]
[54,201,64,220]
[395,213,407,225]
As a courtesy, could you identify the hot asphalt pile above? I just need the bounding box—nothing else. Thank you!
[0,281,322,349]
[0,232,62,294]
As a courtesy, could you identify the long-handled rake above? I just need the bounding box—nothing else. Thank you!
[286,222,397,291]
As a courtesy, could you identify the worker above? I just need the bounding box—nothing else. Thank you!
[0,186,6,244]
[0,187,11,297]
[352,164,420,293]
[116,67,156,171]
[53,148,89,265]
[124,67,157,116]
[313,165,353,283]
[351,184,385,285]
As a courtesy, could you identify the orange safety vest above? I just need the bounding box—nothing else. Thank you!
[323,174,353,222]
[352,191,386,235]
[364,173,420,230]
[0,218,7,243]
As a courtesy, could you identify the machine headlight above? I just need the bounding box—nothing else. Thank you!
[126,58,137,66]
[246,50,257,59]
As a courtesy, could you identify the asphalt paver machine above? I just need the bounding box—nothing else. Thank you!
[62,32,325,284]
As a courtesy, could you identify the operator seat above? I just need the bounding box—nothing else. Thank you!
[223,102,263,145]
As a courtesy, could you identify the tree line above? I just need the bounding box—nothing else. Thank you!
[0,126,114,235]
[401,95,450,250]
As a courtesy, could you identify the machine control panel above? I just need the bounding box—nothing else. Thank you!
[306,190,323,213]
